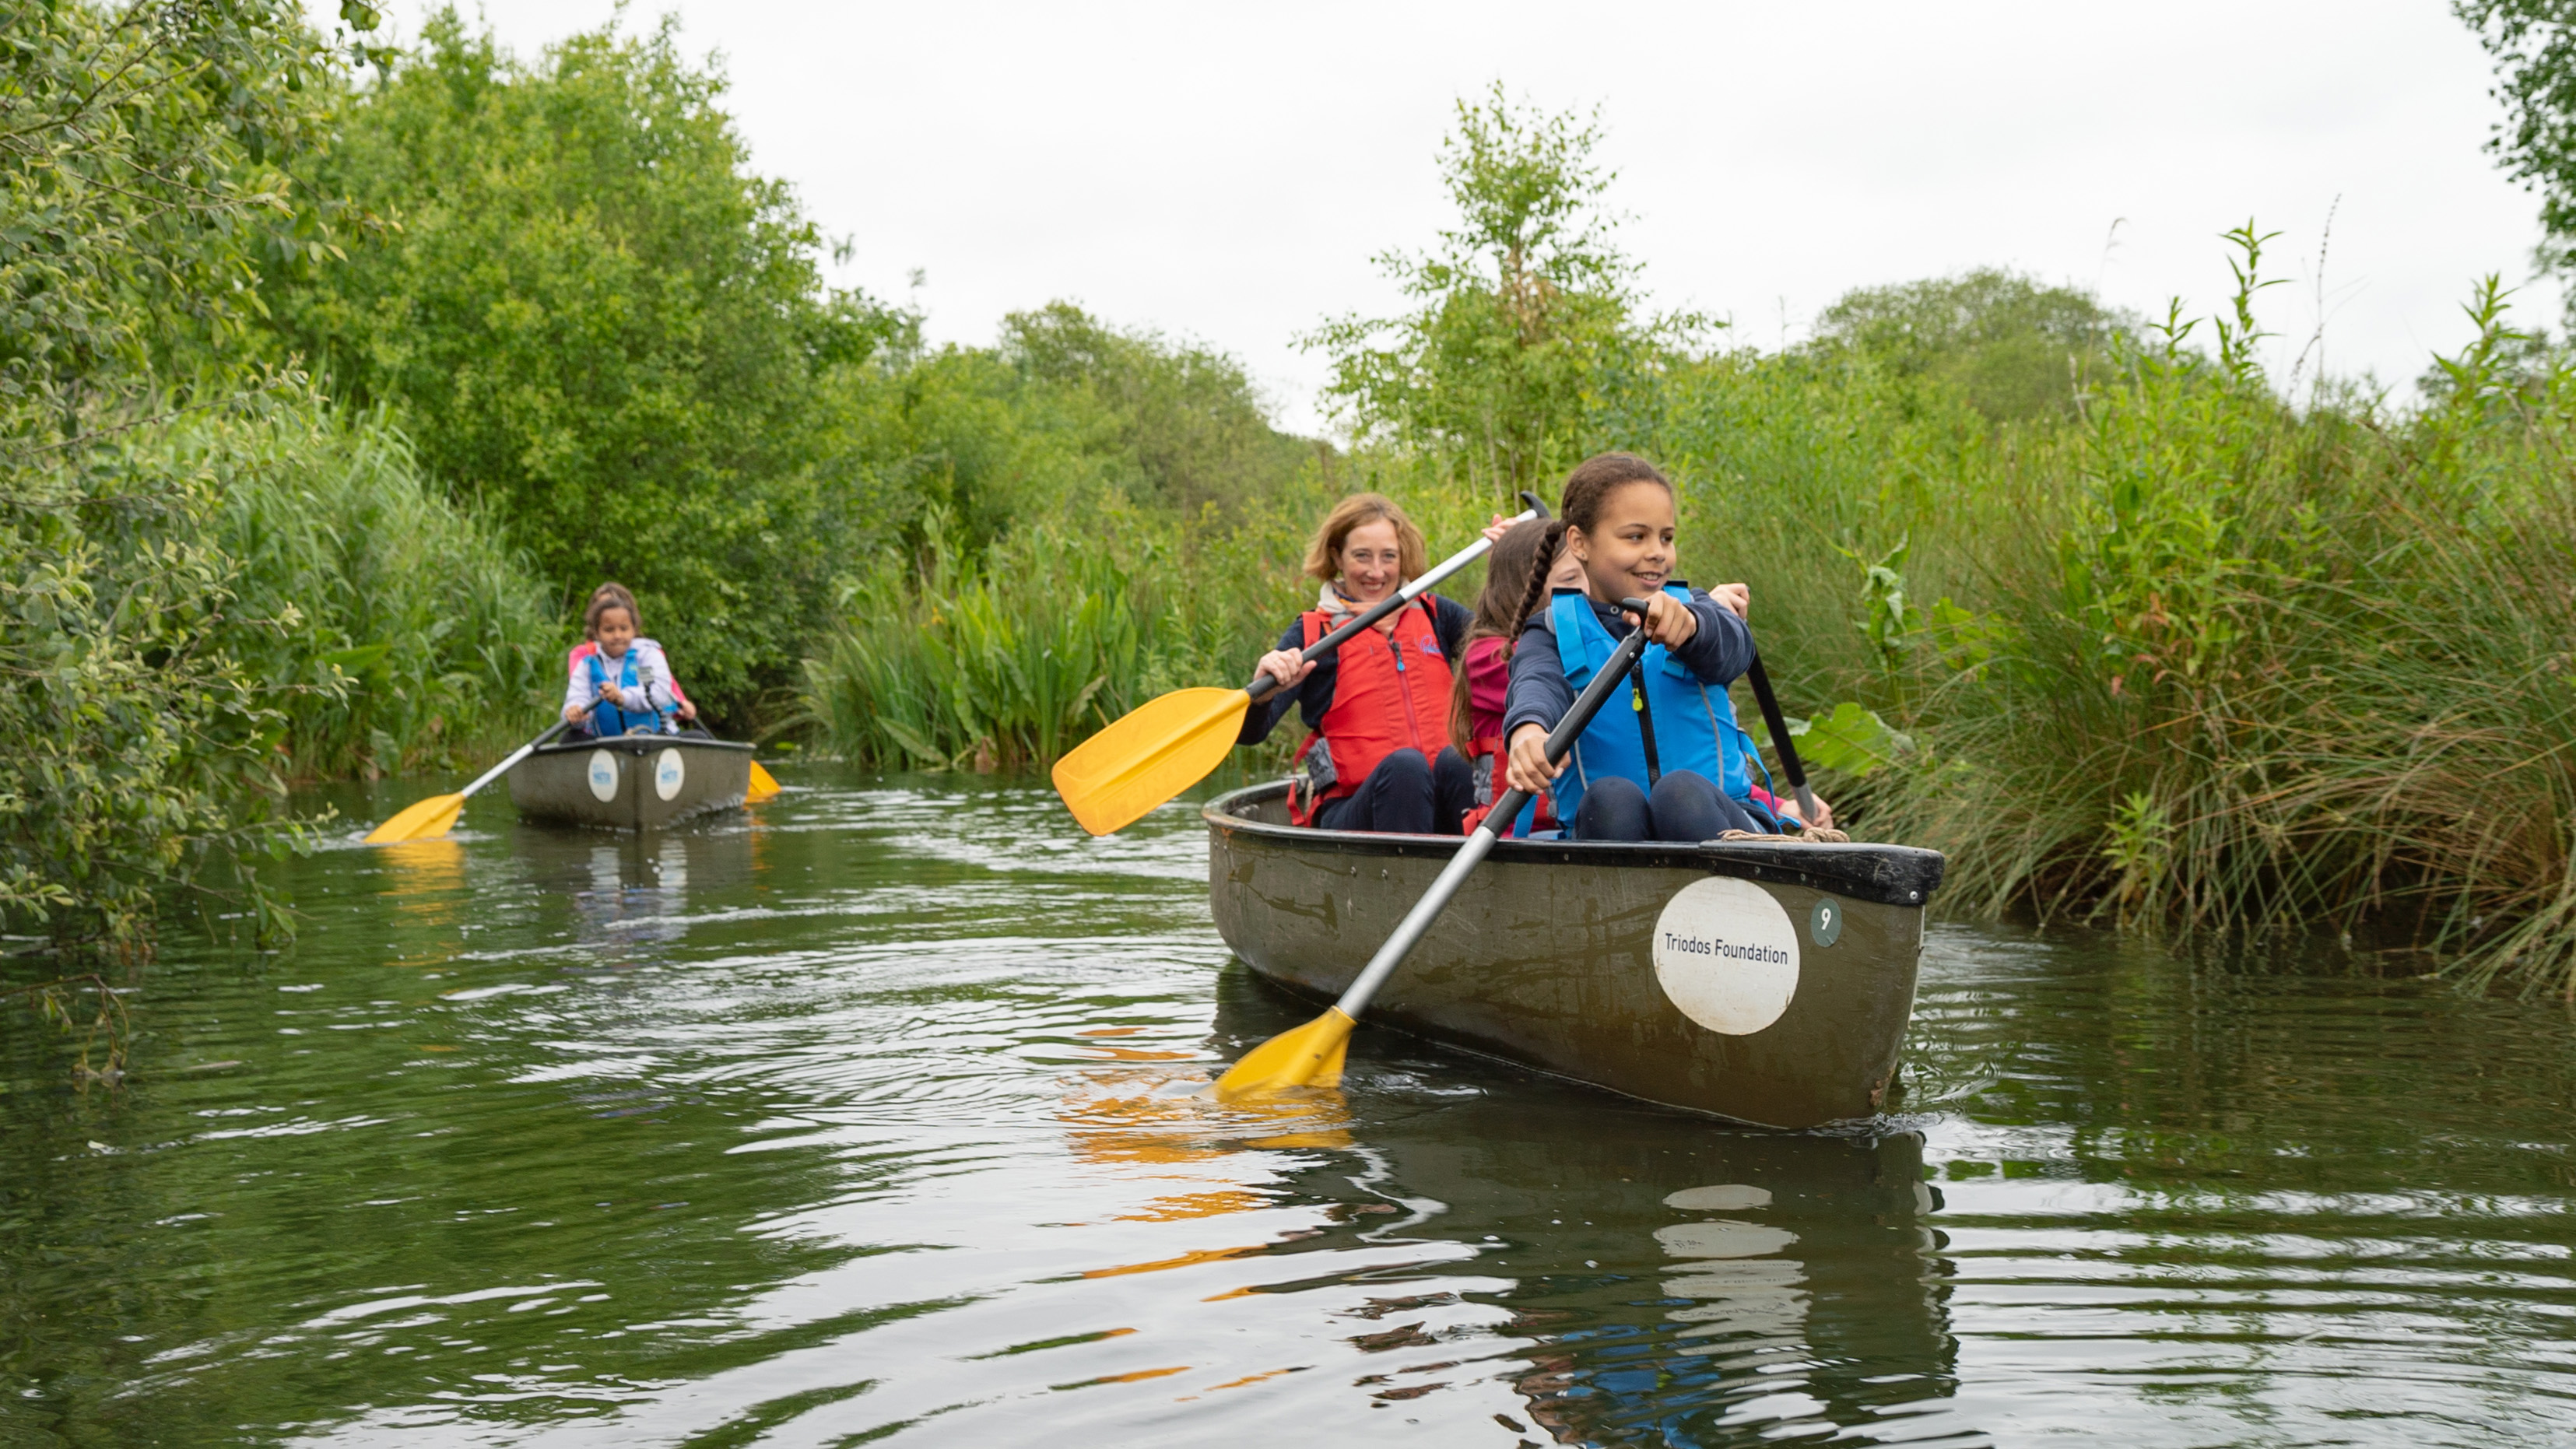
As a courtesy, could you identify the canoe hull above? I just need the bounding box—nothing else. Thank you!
[1204,782,1944,1129]
[507,736,753,830]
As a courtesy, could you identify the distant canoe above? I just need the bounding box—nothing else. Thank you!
[1204,781,1946,1129]
[507,735,753,830]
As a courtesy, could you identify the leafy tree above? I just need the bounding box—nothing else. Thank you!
[0,0,374,946]
[2459,0,2576,268]
[808,301,1318,560]
[1308,84,1698,501]
[268,11,901,721]
[815,339,1120,558]
[1809,268,2130,423]
[1003,303,1317,521]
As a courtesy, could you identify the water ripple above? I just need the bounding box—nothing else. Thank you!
[5,773,2576,1445]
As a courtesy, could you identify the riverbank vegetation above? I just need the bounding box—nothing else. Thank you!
[9,2,2574,987]
[0,1,550,949]
[1675,267,2576,993]
[802,85,2576,991]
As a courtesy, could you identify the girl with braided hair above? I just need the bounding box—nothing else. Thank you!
[1500,454,1834,842]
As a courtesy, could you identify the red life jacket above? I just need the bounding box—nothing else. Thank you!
[1455,637,1558,838]
[1459,736,1561,837]
[1287,598,1455,826]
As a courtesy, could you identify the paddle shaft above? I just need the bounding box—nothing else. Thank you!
[1246,491,1549,703]
[1327,602,1656,1024]
[1743,655,1819,824]
[461,720,572,799]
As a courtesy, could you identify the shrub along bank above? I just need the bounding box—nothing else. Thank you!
[0,2,555,949]
[1638,259,2576,992]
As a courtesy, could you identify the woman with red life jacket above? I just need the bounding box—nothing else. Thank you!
[561,583,700,739]
[1240,494,1492,834]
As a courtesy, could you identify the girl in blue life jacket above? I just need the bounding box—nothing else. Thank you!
[1500,453,1835,843]
[560,583,699,739]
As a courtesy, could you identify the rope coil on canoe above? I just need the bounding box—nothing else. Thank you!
[1720,826,1852,845]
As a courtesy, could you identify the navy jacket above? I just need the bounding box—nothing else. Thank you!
[1238,594,1472,745]
[1500,588,1754,746]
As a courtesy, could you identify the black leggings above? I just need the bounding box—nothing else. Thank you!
[1572,769,1778,842]
[1315,746,1477,835]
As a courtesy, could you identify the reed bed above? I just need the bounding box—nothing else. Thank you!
[153,405,562,777]
[802,507,1300,771]
[799,465,1537,774]
[1664,277,2576,992]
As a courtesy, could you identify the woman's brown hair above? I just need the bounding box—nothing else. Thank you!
[1301,493,1427,584]
[1506,453,1675,657]
[583,581,642,640]
[1446,518,1553,754]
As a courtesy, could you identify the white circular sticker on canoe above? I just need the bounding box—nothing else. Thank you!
[1653,876,1800,1035]
[586,749,619,802]
[653,747,685,802]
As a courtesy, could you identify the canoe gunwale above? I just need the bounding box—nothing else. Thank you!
[1201,781,1945,908]
[526,736,756,760]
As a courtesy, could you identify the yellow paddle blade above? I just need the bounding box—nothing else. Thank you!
[363,791,465,844]
[1051,687,1251,836]
[746,760,781,803]
[1212,1008,1353,1101]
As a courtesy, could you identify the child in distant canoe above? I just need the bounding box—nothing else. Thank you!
[1501,454,1832,841]
[562,582,699,738]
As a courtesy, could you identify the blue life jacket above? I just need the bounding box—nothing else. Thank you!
[586,649,665,736]
[1547,586,1767,824]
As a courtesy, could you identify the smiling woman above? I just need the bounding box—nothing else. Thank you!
[1235,493,1480,836]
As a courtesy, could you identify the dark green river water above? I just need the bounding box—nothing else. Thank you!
[6,768,2576,1447]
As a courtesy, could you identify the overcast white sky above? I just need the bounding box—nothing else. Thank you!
[332,2,2553,433]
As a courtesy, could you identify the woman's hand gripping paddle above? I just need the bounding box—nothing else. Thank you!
[1742,656,1820,826]
[1051,493,1550,837]
[363,721,572,844]
[1212,599,1658,1100]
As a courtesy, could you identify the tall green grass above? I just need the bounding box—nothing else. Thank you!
[1845,282,2576,991]
[799,461,1532,773]
[154,405,562,777]
[1632,254,2576,992]
[804,501,1318,770]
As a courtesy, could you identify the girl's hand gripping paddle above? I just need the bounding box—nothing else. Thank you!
[1051,493,1550,836]
[1211,599,1658,1100]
